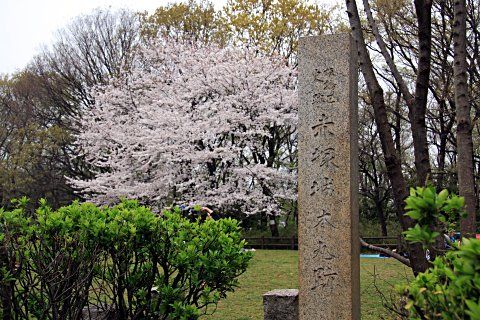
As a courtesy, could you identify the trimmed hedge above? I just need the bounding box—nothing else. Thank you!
[0,198,251,319]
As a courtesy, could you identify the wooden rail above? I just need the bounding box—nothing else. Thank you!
[361,236,401,251]
[244,236,298,250]
[243,235,403,251]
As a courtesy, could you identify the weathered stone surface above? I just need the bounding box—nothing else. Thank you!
[263,289,299,320]
[297,34,360,319]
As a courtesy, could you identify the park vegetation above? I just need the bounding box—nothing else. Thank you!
[394,186,480,319]
[347,0,480,274]
[0,198,251,319]
[401,237,480,319]
[69,39,297,218]
[0,0,480,297]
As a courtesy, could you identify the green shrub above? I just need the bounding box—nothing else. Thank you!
[0,199,252,319]
[0,198,102,319]
[400,187,480,319]
[403,186,464,249]
[401,238,480,319]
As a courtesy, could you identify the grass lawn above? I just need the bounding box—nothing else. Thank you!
[203,250,412,320]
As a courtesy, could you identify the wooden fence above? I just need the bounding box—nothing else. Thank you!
[243,235,404,251]
[244,236,298,250]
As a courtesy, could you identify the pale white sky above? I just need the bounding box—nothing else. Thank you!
[0,0,338,74]
[0,0,226,74]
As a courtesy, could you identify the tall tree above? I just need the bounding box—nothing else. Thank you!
[222,0,333,64]
[69,39,297,232]
[453,0,476,236]
[0,72,73,208]
[361,0,432,186]
[141,0,221,44]
[359,103,393,236]
[34,9,140,110]
[346,0,431,273]
[0,9,142,208]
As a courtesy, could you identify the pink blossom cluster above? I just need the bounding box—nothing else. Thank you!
[69,39,297,214]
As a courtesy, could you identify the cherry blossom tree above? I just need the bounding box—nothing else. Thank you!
[69,39,297,218]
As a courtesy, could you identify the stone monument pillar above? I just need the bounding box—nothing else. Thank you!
[297,34,359,319]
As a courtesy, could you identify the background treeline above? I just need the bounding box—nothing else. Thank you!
[0,0,338,228]
[1,0,480,246]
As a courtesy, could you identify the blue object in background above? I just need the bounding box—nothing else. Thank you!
[360,254,389,259]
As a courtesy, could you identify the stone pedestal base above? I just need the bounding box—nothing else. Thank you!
[263,289,299,320]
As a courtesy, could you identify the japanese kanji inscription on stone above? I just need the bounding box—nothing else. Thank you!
[298,34,360,320]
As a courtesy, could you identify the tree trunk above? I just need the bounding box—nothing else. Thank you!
[362,0,433,186]
[375,200,388,236]
[346,0,430,274]
[453,0,477,236]
[269,215,280,237]
[436,100,449,189]
[412,0,433,186]
[0,245,13,320]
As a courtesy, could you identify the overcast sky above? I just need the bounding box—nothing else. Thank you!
[0,0,338,75]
